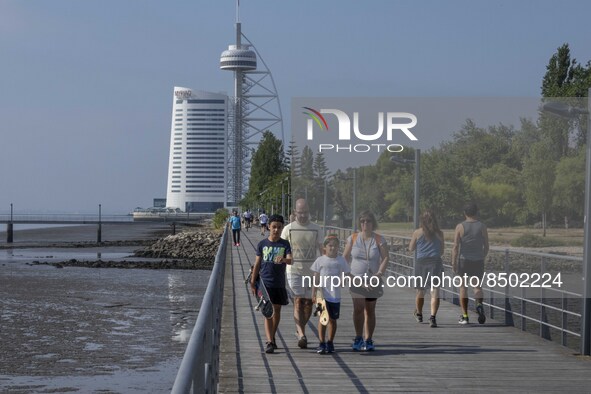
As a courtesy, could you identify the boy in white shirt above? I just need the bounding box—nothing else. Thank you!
[311,234,351,354]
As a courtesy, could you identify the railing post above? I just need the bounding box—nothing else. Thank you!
[504,249,513,326]
[562,293,568,347]
[521,286,526,332]
[540,257,550,340]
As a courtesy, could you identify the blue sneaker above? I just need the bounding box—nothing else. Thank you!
[327,341,335,353]
[363,339,375,352]
[316,342,327,354]
[351,336,363,351]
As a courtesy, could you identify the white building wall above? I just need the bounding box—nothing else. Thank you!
[165,87,228,213]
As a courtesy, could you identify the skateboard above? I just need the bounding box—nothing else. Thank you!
[246,267,274,318]
[313,288,329,326]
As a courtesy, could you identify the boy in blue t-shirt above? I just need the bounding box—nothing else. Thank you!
[311,234,351,354]
[250,214,293,354]
[227,211,241,246]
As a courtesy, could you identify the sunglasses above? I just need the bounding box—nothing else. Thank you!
[359,219,373,224]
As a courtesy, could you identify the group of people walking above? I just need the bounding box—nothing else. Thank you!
[227,209,270,246]
[244,199,489,355]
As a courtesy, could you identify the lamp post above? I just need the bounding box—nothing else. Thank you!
[323,179,328,232]
[353,168,356,233]
[336,169,357,233]
[280,176,289,218]
[542,91,591,356]
[391,148,421,230]
[259,189,269,214]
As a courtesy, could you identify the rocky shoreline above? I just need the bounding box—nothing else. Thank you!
[26,228,223,270]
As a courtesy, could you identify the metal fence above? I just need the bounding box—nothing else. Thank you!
[171,226,228,394]
[0,214,132,223]
[325,226,584,351]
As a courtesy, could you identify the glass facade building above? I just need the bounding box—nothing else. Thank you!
[165,87,228,213]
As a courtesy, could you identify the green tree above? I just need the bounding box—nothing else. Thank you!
[553,148,586,224]
[285,138,300,177]
[244,131,286,209]
[541,43,591,152]
[293,146,314,201]
[523,142,556,236]
[310,152,330,220]
[470,164,522,226]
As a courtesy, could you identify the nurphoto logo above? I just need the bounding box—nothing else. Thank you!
[302,107,418,153]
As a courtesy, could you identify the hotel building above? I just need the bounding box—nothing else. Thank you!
[165,87,228,212]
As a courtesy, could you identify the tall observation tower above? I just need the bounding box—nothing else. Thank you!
[220,3,283,207]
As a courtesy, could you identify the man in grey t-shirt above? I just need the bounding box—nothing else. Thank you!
[452,202,489,325]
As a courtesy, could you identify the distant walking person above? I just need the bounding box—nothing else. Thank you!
[452,202,489,325]
[243,209,253,231]
[259,211,269,236]
[409,210,444,328]
[228,211,241,246]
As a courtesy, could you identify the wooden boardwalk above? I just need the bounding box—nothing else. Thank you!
[219,230,591,393]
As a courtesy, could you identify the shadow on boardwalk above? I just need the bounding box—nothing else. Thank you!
[219,230,591,393]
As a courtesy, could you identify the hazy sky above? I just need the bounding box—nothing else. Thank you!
[1,0,590,214]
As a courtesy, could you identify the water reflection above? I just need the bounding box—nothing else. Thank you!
[168,273,191,343]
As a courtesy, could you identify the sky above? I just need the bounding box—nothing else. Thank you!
[1,0,590,214]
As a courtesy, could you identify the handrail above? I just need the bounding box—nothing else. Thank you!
[171,226,228,394]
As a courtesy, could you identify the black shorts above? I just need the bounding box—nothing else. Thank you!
[457,258,485,280]
[414,256,443,289]
[325,301,341,320]
[266,287,289,306]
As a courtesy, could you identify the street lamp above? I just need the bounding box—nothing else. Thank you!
[280,176,289,218]
[391,148,421,230]
[335,169,357,233]
[259,189,269,214]
[541,91,591,355]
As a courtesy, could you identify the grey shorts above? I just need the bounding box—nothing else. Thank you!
[287,271,312,298]
[414,257,443,289]
[457,258,485,281]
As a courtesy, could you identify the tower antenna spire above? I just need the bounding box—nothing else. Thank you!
[236,0,240,23]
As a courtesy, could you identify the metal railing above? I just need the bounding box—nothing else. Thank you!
[0,213,210,224]
[171,226,228,394]
[0,213,132,223]
[325,226,584,350]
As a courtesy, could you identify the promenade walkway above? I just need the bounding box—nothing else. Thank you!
[219,230,591,393]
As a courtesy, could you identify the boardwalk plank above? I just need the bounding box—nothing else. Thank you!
[219,230,591,393]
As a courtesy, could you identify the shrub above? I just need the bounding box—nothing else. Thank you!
[213,208,230,230]
[510,234,564,248]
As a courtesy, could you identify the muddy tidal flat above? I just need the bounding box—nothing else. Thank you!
[0,224,211,393]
